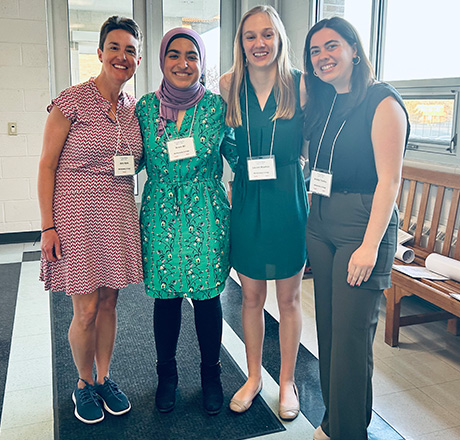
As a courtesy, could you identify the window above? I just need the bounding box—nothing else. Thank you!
[383,0,460,81]
[162,0,221,93]
[403,94,457,155]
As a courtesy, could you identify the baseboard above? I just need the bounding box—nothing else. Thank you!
[0,231,40,245]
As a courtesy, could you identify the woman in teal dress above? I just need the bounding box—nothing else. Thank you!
[220,5,308,420]
[136,27,236,416]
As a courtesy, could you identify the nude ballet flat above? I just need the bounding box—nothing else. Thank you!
[229,380,263,413]
[313,425,330,440]
[278,383,300,421]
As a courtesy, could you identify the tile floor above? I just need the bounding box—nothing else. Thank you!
[1,243,460,439]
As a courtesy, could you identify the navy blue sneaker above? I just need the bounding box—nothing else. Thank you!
[72,379,104,424]
[94,376,131,416]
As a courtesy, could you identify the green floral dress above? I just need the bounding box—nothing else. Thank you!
[136,90,237,300]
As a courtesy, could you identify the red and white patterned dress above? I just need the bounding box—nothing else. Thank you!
[40,78,143,295]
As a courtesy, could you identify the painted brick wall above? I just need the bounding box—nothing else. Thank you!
[0,0,49,233]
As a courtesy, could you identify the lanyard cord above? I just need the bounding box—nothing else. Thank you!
[110,108,133,156]
[312,94,346,173]
[244,77,276,159]
[328,121,346,172]
[160,104,198,142]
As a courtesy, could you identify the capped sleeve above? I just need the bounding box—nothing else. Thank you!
[365,82,410,144]
[47,85,82,123]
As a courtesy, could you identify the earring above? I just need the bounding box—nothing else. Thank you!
[352,56,361,65]
[313,70,318,77]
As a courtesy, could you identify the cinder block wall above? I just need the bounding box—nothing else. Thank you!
[0,0,49,233]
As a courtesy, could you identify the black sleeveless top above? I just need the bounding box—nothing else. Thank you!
[308,82,410,194]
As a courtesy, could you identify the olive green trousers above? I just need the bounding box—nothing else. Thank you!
[306,192,398,440]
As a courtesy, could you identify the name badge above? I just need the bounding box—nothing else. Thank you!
[167,137,196,161]
[114,155,135,176]
[247,156,277,181]
[310,169,332,197]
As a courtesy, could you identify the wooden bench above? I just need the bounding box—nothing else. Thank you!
[384,165,460,347]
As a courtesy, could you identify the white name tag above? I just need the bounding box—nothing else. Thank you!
[167,137,197,161]
[310,169,332,197]
[113,155,135,176]
[247,156,277,181]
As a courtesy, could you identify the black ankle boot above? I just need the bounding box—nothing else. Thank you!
[201,361,223,415]
[156,359,178,413]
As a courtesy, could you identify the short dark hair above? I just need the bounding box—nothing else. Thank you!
[303,16,374,137]
[99,16,143,54]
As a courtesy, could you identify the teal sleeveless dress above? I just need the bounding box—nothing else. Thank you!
[230,69,308,280]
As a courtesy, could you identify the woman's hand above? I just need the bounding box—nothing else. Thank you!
[227,181,233,206]
[299,155,306,170]
[41,228,62,262]
[347,244,378,287]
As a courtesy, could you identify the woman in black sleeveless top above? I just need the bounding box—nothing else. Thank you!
[303,17,409,440]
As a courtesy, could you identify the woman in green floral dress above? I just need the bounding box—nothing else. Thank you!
[136,27,236,416]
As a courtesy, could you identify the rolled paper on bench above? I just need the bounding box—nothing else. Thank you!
[395,244,415,263]
[425,253,460,282]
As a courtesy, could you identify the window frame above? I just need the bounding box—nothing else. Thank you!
[391,78,460,161]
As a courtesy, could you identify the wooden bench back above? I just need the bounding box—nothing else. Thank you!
[397,166,460,260]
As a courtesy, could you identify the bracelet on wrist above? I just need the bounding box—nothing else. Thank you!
[42,226,56,233]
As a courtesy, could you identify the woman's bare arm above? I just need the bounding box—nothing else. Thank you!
[37,106,70,261]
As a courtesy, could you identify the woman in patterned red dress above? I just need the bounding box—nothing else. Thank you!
[38,16,143,424]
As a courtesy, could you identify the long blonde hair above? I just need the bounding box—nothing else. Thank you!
[226,5,296,128]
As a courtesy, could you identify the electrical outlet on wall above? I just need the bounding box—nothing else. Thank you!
[8,122,17,136]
